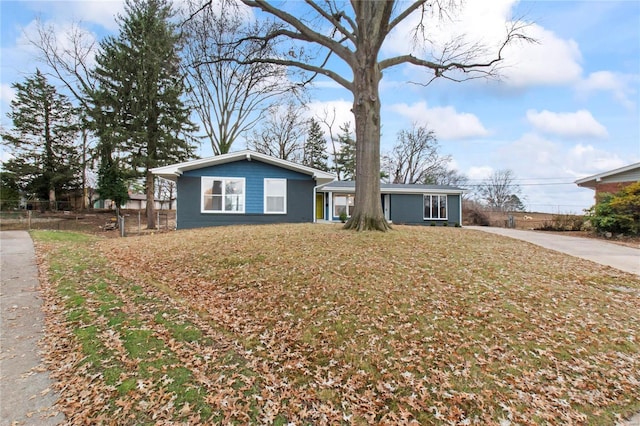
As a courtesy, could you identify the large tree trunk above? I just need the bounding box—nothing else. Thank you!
[49,188,57,211]
[344,47,390,231]
[146,171,156,229]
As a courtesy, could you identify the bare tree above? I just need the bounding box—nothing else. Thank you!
[156,177,176,210]
[477,169,522,211]
[180,0,296,155]
[384,124,449,184]
[198,0,532,230]
[430,168,469,190]
[246,100,307,161]
[27,20,98,208]
[317,107,341,176]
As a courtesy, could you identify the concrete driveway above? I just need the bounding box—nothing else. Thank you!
[0,231,64,425]
[466,226,640,276]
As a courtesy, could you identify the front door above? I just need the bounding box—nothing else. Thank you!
[316,193,324,219]
[382,194,390,221]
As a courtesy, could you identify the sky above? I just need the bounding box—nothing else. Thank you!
[1,0,638,213]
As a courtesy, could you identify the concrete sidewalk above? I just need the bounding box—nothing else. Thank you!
[0,231,64,426]
[466,226,640,276]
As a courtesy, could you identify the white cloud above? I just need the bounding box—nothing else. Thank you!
[390,101,489,140]
[568,143,626,176]
[380,0,582,89]
[305,99,354,137]
[0,83,16,105]
[24,0,125,31]
[467,166,493,180]
[495,133,563,176]
[575,71,638,110]
[72,1,123,30]
[526,109,608,139]
[19,19,100,70]
[473,134,628,212]
[500,24,582,88]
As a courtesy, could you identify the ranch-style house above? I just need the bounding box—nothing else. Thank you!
[151,150,464,230]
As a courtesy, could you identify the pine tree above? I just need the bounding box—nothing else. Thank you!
[88,0,196,228]
[1,70,80,209]
[0,166,22,209]
[302,118,329,171]
[335,123,356,181]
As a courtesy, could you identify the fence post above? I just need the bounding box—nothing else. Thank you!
[28,210,31,231]
[120,215,125,237]
[138,211,141,234]
[157,211,160,230]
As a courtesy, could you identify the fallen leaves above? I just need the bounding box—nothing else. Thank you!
[33,224,640,424]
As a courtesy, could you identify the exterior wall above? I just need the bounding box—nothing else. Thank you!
[389,193,461,226]
[598,168,640,184]
[595,181,636,198]
[320,191,462,226]
[177,160,315,229]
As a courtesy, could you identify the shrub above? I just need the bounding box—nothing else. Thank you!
[586,182,640,235]
[535,214,584,231]
[465,205,490,226]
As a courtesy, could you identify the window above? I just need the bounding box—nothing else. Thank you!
[424,194,447,220]
[264,178,287,214]
[201,177,245,213]
[333,194,355,218]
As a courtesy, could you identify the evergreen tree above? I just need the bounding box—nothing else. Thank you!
[302,118,329,171]
[0,166,21,209]
[88,0,196,228]
[1,70,80,209]
[335,123,356,181]
[97,156,129,213]
[505,194,526,212]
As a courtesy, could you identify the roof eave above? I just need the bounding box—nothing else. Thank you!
[574,162,640,185]
[150,150,338,182]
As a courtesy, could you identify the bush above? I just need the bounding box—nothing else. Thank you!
[535,214,584,231]
[586,182,640,235]
[465,205,490,226]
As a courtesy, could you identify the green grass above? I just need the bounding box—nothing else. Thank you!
[33,226,640,425]
[33,231,220,424]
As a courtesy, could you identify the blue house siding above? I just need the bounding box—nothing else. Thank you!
[177,160,316,229]
[389,193,461,225]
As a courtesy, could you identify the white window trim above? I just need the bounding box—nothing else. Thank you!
[333,193,355,218]
[201,176,246,214]
[423,194,448,220]
[264,178,287,214]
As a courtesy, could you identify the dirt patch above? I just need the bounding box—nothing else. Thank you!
[0,209,176,237]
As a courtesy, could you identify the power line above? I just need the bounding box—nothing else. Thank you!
[463,182,577,187]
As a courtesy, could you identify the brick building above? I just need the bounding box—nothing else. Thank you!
[575,162,640,201]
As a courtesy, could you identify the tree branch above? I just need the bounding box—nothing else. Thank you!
[241,0,355,65]
[197,56,353,91]
[380,21,535,80]
[387,0,428,34]
[303,0,356,44]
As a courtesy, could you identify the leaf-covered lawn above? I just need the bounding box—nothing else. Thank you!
[34,224,640,425]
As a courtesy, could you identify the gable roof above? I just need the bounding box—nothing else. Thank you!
[151,150,337,185]
[319,180,465,194]
[575,162,640,189]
